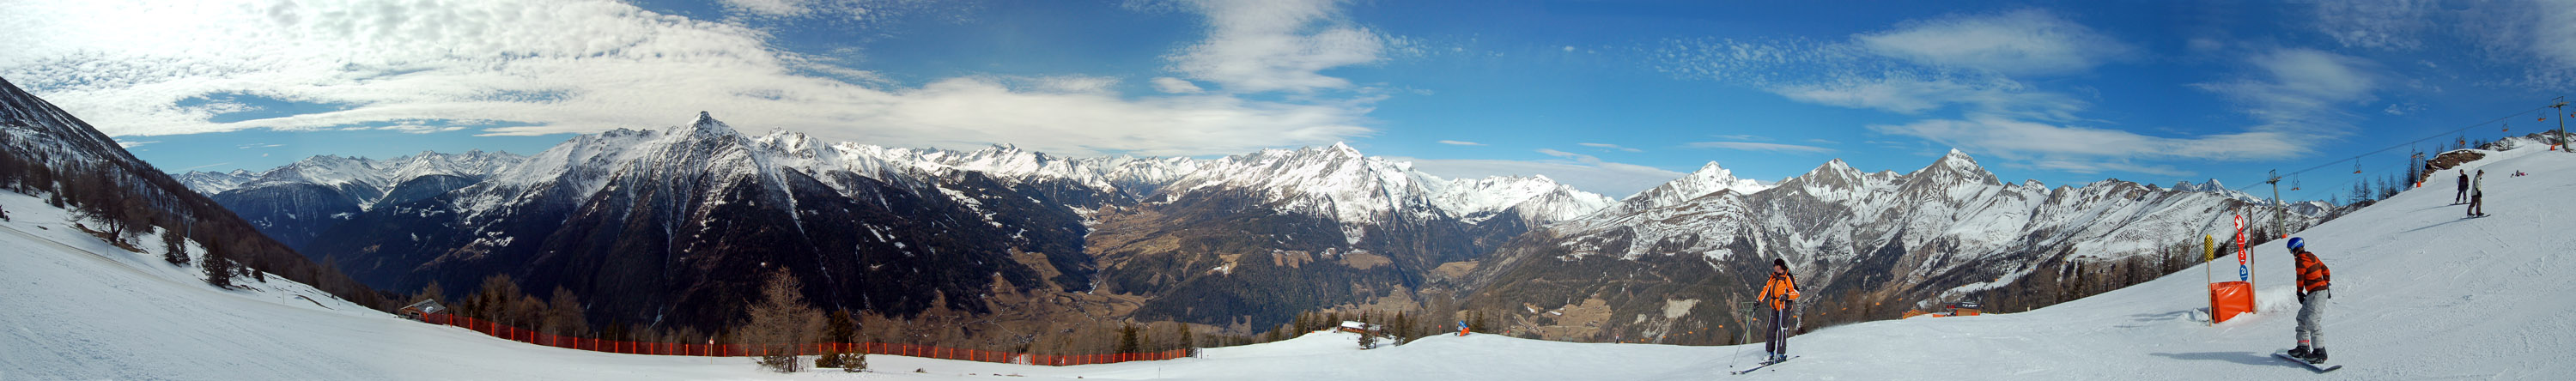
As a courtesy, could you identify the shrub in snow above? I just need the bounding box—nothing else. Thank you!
[816,353,865,372]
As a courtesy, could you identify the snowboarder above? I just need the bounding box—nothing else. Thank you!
[1757,258,1801,364]
[2286,238,2332,363]
[2454,170,2470,204]
[2469,170,2487,217]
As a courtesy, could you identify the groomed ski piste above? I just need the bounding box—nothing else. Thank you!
[4,144,2571,380]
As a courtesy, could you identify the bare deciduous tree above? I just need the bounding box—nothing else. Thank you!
[739,268,823,373]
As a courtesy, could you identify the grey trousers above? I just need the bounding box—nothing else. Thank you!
[2297,289,2328,348]
[1766,305,1789,355]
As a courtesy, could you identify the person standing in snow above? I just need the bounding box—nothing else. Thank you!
[2469,170,2486,217]
[2287,238,2333,363]
[1758,258,1801,364]
[2455,169,2470,204]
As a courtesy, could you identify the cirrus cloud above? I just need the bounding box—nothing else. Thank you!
[1854,9,2135,76]
[1684,141,1834,154]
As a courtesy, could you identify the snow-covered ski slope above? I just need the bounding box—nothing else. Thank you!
[6,146,2572,380]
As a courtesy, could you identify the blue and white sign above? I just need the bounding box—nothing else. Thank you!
[2239,265,2250,281]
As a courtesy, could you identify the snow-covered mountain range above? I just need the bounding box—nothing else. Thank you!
[182,112,2347,336]
[209,112,1628,330]
[1455,148,2336,342]
[173,150,524,250]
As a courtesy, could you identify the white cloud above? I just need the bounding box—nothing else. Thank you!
[2384,102,2425,115]
[1655,15,2360,177]
[1396,150,1685,197]
[1437,140,1484,146]
[1151,77,1205,94]
[1767,74,2086,121]
[1577,142,1642,152]
[1165,0,1386,93]
[711,0,944,26]
[2307,0,2435,51]
[373,120,471,134]
[2530,4,2576,68]
[1861,49,2377,176]
[1853,9,2133,76]
[1869,116,2306,166]
[720,0,812,17]
[2483,1,2576,86]
[1684,141,1834,154]
[2191,48,2381,134]
[2301,1,2576,88]
[115,140,160,148]
[1654,13,2101,123]
[0,0,1382,158]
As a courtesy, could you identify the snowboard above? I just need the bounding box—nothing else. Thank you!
[2272,350,2342,373]
[1729,356,1796,375]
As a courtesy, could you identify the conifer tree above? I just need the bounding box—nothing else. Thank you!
[1116,324,1142,354]
[203,249,234,289]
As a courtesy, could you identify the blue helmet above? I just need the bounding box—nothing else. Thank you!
[2286,237,2306,251]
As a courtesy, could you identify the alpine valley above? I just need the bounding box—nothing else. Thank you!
[182,112,2343,346]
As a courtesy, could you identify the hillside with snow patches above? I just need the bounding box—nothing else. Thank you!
[9,137,2570,380]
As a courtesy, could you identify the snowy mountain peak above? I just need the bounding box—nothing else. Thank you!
[684,112,738,139]
[1432,175,1614,225]
[1688,161,1731,176]
[2170,178,2272,204]
[2170,179,2228,192]
[174,169,263,194]
[1783,158,1871,194]
[1811,159,1860,178]
[1596,160,1769,217]
[1912,148,2000,186]
[1275,142,1365,161]
[1929,148,1984,172]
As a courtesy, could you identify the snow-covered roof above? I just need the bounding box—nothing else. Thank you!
[401,299,445,314]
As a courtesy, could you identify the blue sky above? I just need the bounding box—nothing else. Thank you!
[6,1,2573,201]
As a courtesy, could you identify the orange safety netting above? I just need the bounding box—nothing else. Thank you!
[418,313,1197,366]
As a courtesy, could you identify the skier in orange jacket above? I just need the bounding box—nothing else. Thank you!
[1757,258,1801,364]
[2287,238,2333,363]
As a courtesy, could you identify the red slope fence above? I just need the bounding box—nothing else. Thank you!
[418,312,1195,366]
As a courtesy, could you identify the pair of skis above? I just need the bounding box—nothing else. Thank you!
[1728,356,1795,375]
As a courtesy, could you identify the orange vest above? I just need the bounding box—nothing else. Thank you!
[2294,251,2330,292]
[1759,273,1801,311]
